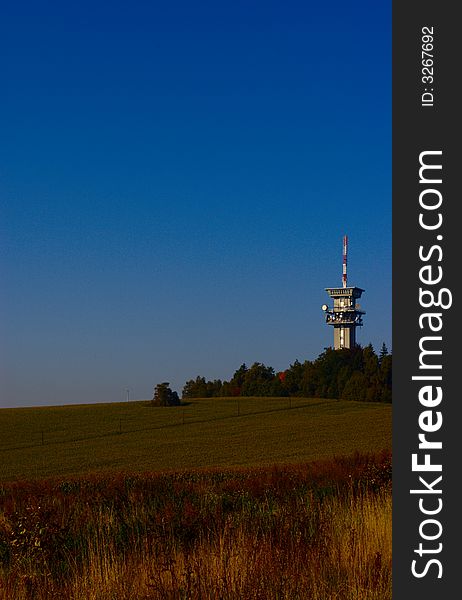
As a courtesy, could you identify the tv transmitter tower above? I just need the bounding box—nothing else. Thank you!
[321,235,365,350]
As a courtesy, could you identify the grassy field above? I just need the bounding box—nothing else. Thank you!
[0,453,392,600]
[0,397,391,481]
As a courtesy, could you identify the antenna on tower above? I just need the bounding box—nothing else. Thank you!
[342,235,348,288]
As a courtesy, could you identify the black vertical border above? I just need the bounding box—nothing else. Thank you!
[393,2,460,598]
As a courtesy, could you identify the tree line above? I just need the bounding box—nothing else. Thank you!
[180,344,392,403]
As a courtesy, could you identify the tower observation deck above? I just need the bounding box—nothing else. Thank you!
[322,236,365,350]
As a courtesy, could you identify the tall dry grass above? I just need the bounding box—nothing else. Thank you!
[0,452,391,599]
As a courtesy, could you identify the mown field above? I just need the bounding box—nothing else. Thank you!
[0,397,391,481]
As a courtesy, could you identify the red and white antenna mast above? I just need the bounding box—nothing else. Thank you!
[342,234,348,288]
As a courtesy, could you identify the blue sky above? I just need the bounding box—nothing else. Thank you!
[0,1,391,407]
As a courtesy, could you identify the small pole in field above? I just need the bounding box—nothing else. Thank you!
[41,431,44,446]
[119,419,122,435]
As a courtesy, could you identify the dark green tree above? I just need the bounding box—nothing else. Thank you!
[362,344,381,401]
[206,379,222,397]
[152,382,180,406]
[240,362,276,396]
[379,342,389,364]
[226,363,248,396]
[341,371,369,402]
[182,376,223,398]
[378,354,392,402]
[282,360,304,395]
[182,376,208,399]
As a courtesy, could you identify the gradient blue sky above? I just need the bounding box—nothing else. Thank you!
[0,1,391,407]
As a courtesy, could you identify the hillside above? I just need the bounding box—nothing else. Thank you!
[0,397,391,481]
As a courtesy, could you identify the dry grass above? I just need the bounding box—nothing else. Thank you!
[0,452,391,599]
